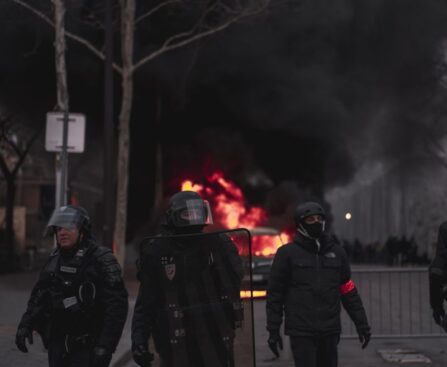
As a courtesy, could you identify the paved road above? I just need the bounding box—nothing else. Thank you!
[2,267,447,367]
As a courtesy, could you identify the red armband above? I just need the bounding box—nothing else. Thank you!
[340,279,355,295]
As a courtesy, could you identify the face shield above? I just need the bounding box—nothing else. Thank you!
[172,199,213,228]
[46,206,88,236]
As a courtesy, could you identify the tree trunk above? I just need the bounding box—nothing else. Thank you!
[153,88,163,213]
[113,0,135,267]
[53,0,69,112]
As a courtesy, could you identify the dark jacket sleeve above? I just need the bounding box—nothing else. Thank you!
[429,222,447,311]
[266,246,290,333]
[95,250,129,352]
[339,247,370,332]
[131,258,152,348]
[131,243,162,348]
[18,272,50,330]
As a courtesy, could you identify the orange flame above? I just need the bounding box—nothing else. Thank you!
[180,172,291,257]
[181,180,204,192]
[181,172,267,229]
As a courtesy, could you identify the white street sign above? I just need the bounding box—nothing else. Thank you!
[45,112,86,153]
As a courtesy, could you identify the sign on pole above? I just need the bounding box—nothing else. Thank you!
[45,112,86,153]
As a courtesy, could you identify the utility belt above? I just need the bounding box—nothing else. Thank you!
[64,333,95,354]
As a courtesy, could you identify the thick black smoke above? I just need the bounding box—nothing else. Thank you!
[153,0,447,195]
[2,0,447,234]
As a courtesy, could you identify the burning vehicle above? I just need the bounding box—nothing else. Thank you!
[238,226,287,299]
[180,172,292,299]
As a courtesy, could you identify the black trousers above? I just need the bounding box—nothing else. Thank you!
[290,334,340,367]
[47,336,112,367]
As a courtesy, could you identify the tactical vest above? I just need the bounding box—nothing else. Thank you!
[43,245,99,335]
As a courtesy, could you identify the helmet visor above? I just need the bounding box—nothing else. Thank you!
[174,199,213,227]
[47,206,85,232]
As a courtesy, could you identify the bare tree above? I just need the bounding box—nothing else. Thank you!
[10,0,269,265]
[0,116,40,270]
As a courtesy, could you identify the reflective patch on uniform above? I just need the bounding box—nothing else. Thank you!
[75,249,85,257]
[165,264,176,281]
[60,266,77,273]
[324,252,336,258]
[63,296,78,309]
[174,328,185,337]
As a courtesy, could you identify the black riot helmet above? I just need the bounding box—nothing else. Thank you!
[294,201,326,239]
[46,205,92,238]
[163,191,213,232]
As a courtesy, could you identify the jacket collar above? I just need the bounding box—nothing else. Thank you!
[293,232,334,254]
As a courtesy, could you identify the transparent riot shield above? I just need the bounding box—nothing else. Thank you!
[139,228,255,367]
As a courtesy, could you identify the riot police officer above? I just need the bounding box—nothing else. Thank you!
[266,202,371,367]
[131,191,245,367]
[429,221,447,331]
[15,205,128,367]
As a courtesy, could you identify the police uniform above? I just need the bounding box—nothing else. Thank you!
[131,191,244,367]
[16,206,128,367]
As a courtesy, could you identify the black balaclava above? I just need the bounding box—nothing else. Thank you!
[294,202,326,240]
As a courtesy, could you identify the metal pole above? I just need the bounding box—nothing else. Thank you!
[103,0,114,249]
[55,154,62,209]
[59,110,69,206]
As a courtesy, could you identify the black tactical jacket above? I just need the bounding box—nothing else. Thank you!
[429,222,447,312]
[266,233,369,336]
[131,231,243,367]
[18,240,128,352]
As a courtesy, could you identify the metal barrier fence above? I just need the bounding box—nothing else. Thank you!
[341,267,446,338]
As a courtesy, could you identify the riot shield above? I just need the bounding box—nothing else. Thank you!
[139,228,255,367]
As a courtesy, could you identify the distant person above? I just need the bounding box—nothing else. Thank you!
[429,222,447,331]
[15,205,128,367]
[266,202,371,367]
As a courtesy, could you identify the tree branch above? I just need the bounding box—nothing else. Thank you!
[6,136,23,158]
[132,0,268,73]
[10,0,123,74]
[135,0,181,24]
[0,154,12,180]
[11,128,41,177]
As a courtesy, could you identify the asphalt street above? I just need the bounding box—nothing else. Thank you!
[2,266,447,367]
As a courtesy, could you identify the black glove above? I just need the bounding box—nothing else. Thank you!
[357,328,371,349]
[267,331,283,358]
[132,344,154,367]
[15,327,33,353]
[91,346,113,367]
